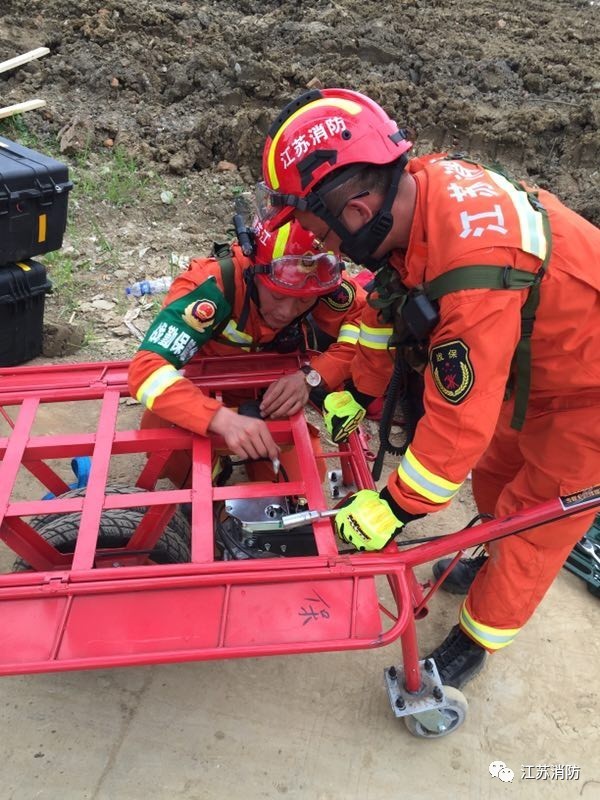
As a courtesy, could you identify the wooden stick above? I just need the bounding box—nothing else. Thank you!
[0,47,50,75]
[0,47,50,72]
[0,99,46,120]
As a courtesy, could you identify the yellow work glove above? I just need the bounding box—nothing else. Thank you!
[335,489,403,551]
[323,390,366,443]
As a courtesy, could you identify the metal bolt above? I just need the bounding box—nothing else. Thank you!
[395,696,406,710]
[388,666,397,680]
[433,686,443,701]
[424,659,434,673]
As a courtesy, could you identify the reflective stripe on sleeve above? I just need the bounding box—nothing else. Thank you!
[397,446,462,504]
[485,169,548,261]
[221,320,253,350]
[358,322,393,350]
[460,603,520,651]
[136,364,184,410]
[337,323,360,345]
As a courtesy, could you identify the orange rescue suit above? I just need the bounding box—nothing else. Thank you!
[128,245,365,484]
[352,154,600,651]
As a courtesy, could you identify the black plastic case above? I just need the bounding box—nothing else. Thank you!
[0,259,52,366]
[0,136,72,265]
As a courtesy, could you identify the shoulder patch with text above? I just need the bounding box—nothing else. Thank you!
[430,339,474,404]
[322,279,356,312]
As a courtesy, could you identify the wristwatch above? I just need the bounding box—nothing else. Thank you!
[300,365,322,387]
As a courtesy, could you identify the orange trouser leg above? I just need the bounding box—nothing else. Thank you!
[471,401,524,516]
[462,400,600,652]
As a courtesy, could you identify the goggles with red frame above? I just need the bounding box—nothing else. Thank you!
[254,251,342,297]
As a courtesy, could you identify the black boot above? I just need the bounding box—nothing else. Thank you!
[425,625,487,689]
[432,552,488,594]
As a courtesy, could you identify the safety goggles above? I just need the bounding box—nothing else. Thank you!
[256,252,342,292]
[255,181,308,224]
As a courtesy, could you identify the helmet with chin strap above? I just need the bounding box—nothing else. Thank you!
[257,88,412,268]
[252,219,343,298]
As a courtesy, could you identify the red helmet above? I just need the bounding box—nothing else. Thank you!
[257,88,412,230]
[252,219,342,298]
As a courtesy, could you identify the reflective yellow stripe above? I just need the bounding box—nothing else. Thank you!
[485,169,547,260]
[460,604,520,651]
[358,322,392,350]
[267,98,362,189]
[337,323,359,344]
[16,261,31,272]
[397,446,462,504]
[272,223,291,259]
[136,364,183,410]
[221,320,253,350]
[38,213,47,243]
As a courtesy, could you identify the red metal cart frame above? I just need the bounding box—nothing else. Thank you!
[1,353,598,730]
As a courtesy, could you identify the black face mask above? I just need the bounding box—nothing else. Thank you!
[306,156,407,271]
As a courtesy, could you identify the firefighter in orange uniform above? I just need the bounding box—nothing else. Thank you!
[128,219,365,485]
[256,88,600,690]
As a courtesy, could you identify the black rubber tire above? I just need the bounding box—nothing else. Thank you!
[13,487,191,571]
[587,582,600,599]
[29,485,191,543]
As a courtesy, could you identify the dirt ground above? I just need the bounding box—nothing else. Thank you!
[0,0,599,797]
[1,0,600,356]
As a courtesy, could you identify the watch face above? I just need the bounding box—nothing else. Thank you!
[305,369,321,387]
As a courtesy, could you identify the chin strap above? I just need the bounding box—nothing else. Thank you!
[306,155,407,268]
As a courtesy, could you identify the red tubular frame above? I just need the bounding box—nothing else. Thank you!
[0,354,598,687]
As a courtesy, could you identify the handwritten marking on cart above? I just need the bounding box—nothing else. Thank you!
[298,590,331,625]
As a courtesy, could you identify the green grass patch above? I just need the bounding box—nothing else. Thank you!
[72,146,152,208]
[44,249,90,314]
[0,116,61,157]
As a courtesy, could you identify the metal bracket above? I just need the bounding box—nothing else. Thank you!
[384,659,450,733]
[328,469,355,499]
[226,496,291,533]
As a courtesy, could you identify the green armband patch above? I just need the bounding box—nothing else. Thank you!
[139,277,231,368]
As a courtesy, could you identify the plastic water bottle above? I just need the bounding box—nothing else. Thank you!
[125,276,173,297]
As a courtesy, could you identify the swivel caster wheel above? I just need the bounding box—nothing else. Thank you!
[404,686,468,738]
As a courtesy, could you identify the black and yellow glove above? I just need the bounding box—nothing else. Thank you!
[323,390,366,443]
[335,489,403,551]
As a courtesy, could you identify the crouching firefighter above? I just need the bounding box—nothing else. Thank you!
[127,217,366,485]
[257,87,600,691]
